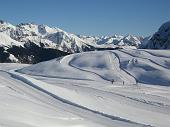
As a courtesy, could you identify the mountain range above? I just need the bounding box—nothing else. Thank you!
[0,20,169,63]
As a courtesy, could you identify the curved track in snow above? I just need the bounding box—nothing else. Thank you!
[0,69,151,127]
[109,51,137,85]
[60,51,136,85]
[60,54,111,83]
[119,49,170,70]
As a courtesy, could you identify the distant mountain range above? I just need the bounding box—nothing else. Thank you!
[0,20,169,63]
[0,20,144,52]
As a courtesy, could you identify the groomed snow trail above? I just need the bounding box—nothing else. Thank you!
[0,69,151,127]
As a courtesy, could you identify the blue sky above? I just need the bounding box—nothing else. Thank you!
[0,0,169,36]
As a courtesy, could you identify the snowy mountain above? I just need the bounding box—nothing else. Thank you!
[0,20,146,63]
[0,20,144,52]
[144,21,170,49]
[0,21,95,53]
[79,34,143,48]
[0,20,169,63]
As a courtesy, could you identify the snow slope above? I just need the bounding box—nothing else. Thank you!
[0,49,169,127]
[19,49,170,86]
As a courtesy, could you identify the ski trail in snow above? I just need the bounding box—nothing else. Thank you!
[108,51,137,85]
[119,49,170,70]
[6,70,152,127]
[136,50,170,69]
[60,51,136,85]
[139,49,170,59]
[0,70,66,111]
[109,51,137,85]
[60,53,112,83]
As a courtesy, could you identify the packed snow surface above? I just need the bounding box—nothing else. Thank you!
[0,49,170,127]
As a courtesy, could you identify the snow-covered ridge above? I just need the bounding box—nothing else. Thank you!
[19,49,170,86]
[0,20,144,53]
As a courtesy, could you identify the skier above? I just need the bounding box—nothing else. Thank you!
[122,81,124,85]
[111,79,114,84]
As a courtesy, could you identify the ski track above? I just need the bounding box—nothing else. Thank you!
[1,70,151,127]
[139,49,170,59]
[60,81,170,109]
[111,52,137,84]
[30,73,170,113]
[137,50,170,69]
[60,54,111,83]
[62,51,136,85]
[119,49,170,70]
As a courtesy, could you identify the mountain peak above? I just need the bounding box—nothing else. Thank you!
[0,20,5,24]
[145,21,170,49]
[0,20,13,26]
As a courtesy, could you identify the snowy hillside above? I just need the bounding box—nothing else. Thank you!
[19,49,170,86]
[145,21,170,49]
[0,49,169,127]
